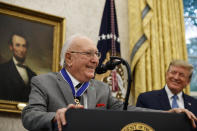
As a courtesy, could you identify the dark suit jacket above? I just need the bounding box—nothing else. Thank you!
[0,59,36,102]
[136,88,197,130]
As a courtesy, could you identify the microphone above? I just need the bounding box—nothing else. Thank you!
[95,59,122,74]
[95,56,132,110]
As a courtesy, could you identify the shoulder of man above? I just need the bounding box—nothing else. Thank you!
[0,59,13,72]
[32,72,58,80]
[90,79,108,86]
[183,93,197,102]
[139,88,163,97]
[0,59,12,67]
[89,79,109,90]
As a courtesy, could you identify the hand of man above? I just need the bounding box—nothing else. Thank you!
[166,108,197,128]
[53,104,84,131]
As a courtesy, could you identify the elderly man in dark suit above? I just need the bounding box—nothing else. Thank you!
[22,35,197,131]
[136,60,197,131]
[0,33,36,102]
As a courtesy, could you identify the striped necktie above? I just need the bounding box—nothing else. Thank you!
[75,83,82,89]
[75,83,83,103]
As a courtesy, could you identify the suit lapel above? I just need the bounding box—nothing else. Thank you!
[183,93,192,111]
[56,73,75,104]
[56,74,97,108]
[159,88,171,110]
[86,81,96,108]
[9,59,26,86]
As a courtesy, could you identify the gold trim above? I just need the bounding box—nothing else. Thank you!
[121,122,155,131]
[0,100,27,113]
[0,1,65,113]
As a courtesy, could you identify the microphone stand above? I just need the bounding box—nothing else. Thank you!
[110,56,132,110]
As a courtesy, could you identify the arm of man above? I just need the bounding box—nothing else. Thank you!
[136,93,147,108]
[21,77,56,131]
[22,74,85,131]
[167,108,197,129]
[106,86,197,129]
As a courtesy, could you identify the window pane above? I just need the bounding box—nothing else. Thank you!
[183,0,197,97]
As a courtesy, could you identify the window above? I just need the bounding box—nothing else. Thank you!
[183,0,197,97]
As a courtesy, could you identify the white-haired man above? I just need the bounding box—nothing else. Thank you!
[22,35,197,131]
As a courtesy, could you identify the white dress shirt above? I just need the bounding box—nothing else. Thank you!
[13,57,29,85]
[165,85,185,109]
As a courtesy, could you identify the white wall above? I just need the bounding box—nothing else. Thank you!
[0,0,129,60]
[0,0,129,130]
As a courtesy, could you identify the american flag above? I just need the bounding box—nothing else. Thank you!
[97,0,121,93]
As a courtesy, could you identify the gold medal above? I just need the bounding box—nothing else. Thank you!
[74,98,80,105]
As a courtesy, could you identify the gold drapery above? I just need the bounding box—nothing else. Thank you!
[128,0,189,104]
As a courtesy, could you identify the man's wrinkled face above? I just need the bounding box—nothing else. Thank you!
[166,66,190,94]
[10,34,27,63]
[65,37,99,82]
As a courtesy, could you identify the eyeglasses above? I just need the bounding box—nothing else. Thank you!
[169,70,187,78]
[69,51,101,58]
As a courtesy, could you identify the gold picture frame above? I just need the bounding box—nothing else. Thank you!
[0,2,65,113]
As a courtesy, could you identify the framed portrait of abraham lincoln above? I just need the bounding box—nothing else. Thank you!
[0,2,65,113]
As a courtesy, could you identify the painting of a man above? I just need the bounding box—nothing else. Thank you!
[0,33,36,102]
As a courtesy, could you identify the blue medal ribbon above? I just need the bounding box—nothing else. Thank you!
[60,68,89,97]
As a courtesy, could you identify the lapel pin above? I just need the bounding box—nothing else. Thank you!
[188,103,191,106]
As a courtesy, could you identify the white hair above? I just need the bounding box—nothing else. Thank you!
[60,34,90,67]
